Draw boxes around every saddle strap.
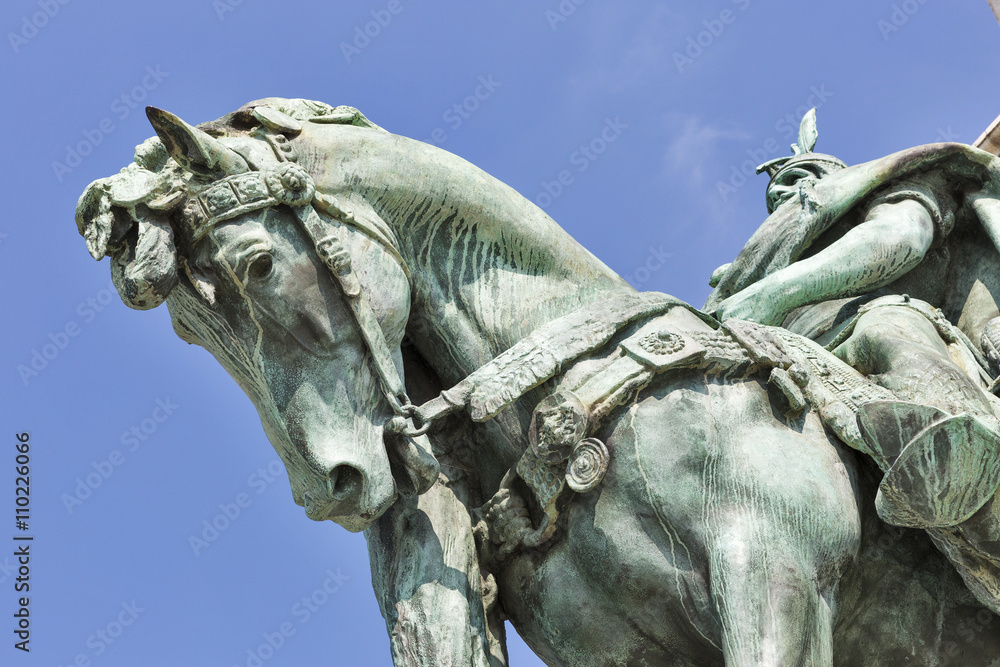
[410,292,717,428]
[513,319,897,538]
[527,316,793,460]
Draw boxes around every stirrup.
[871,409,1000,528]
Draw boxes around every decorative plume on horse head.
[75,98,1000,666]
[75,99,384,309]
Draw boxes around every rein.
[292,201,421,422]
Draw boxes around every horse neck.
[328,130,634,386]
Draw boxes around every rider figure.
[710,111,1000,531]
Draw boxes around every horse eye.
[247,253,273,281]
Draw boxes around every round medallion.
[566,438,609,493]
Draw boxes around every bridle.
[291,197,434,438]
[144,107,432,442]
[168,119,647,447]
[194,132,436,440]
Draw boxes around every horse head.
[75,100,439,532]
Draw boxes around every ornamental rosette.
[265,163,315,206]
[565,438,609,493]
[637,330,685,356]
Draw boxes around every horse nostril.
[327,465,363,502]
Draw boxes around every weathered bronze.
[75,98,1000,666]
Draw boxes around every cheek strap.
[294,203,412,416]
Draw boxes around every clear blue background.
[1,1,999,665]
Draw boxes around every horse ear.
[145,106,249,177]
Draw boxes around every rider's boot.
[858,401,1000,529]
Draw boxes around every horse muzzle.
[293,439,398,532]
[301,465,398,531]
[298,426,441,530]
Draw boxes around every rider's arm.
[716,197,935,326]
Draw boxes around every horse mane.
[76,97,637,407]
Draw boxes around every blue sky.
[2,1,999,665]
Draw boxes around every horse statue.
[75,98,1000,666]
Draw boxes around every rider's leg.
[834,306,1000,529]
[834,306,994,419]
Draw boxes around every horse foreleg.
[709,517,835,667]
[366,478,506,667]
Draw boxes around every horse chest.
[495,452,723,666]
[497,504,721,667]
